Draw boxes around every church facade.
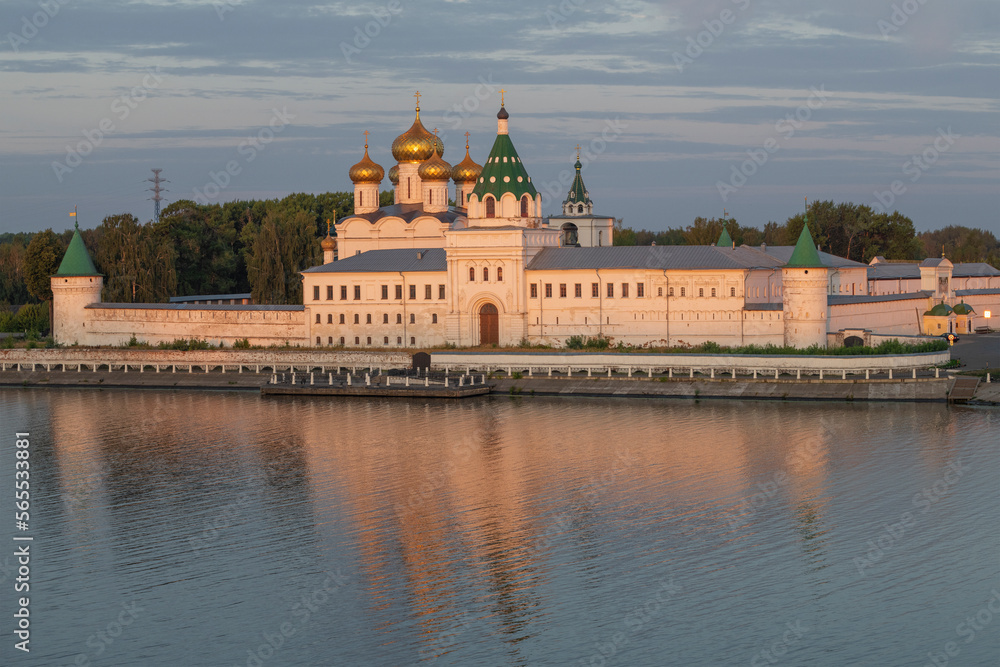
[51,95,1000,349]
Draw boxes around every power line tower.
[147,168,169,222]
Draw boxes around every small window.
[366,337,372,345]
[545,283,552,298]
[383,336,389,344]
[381,285,388,300]
[315,313,321,324]
[313,286,320,301]
[592,283,599,297]
[328,336,333,344]
[668,287,674,296]
[607,283,614,298]
[326,286,333,301]
[366,314,372,324]
[410,336,415,345]
[575,283,582,298]
[560,284,567,298]
[497,267,503,282]
[469,267,475,282]
[439,285,446,299]
[327,314,333,324]
[354,314,359,324]
[432,314,438,324]
[340,337,345,345]
[340,314,345,324]
[353,286,361,300]
[355,336,360,345]
[530,284,538,298]
[680,287,686,297]
[409,285,416,299]
[622,283,629,298]
[699,288,704,297]
[383,313,389,324]
[485,196,496,218]
[410,314,415,324]
[520,195,530,217]
[711,288,716,297]
[397,336,402,344]
[316,336,320,344]
[396,314,402,324]
[395,285,403,299]
[637,283,644,298]
[341,286,347,300]
[731,287,736,297]
[425,285,432,300]
[658,287,663,297]
[483,267,489,282]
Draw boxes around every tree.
[24,229,64,331]
[246,212,286,303]
[94,214,177,302]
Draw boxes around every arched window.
[669,287,674,296]
[485,196,496,218]
[483,267,489,282]
[327,314,332,324]
[730,287,736,297]
[340,337,345,345]
[711,288,716,297]
[578,204,584,214]
[383,336,389,344]
[497,267,503,282]
[353,314,359,324]
[699,288,704,297]
[432,314,438,323]
[383,313,388,324]
[340,314,345,324]
[315,314,321,324]
[409,314,415,324]
[469,267,475,282]
[520,195,530,217]
[396,314,402,324]
[680,287,686,297]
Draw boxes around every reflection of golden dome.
[388,165,399,185]
[417,147,452,181]
[391,106,444,163]
[348,141,384,184]
[451,137,482,183]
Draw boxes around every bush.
[12,303,48,334]
[566,335,584,350]
[233,338,251,349]
[1,335,14,349]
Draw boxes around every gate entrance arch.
[479,303,499,346]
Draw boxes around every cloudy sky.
[2,0,997,236]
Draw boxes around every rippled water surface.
[1,389,997,666]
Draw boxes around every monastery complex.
[51,97,1000,350]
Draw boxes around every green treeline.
[1,196,996,320]
[613,200,1000,267]
[0,191,393,311]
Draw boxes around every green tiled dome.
[55,223,100,276]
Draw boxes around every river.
[1,389,997,666]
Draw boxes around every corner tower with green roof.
[466,101,543,227]
[781,218,829,348]
[51,220,104,345]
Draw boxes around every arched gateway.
[479,303,499,346]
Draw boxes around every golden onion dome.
[321,234,336,251]
[417,146,452,181]
[451,137,482,183]
[348,139,384,184]
[391,104,444,163]
[388,164,399,185]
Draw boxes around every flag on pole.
[69,211,76,217]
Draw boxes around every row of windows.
[531,282,648,298]
[315,313,439,325]
[667,286,739,298]
[317,336,418,346]
[482,194,531,218]
[312,284,446,301]
[469,267,502,282]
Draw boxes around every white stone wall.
[829,297,928,335]
[51,275,103,345]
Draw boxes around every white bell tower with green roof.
[782,209,829,349]
[465,95,543,228]
[51,219,103,345]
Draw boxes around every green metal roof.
[925,303,953,316]
[952,302,975,315]
[716,227,733,247]
[470,133,537,202]
[55,223,100,276]
[786,223,824,268]
[565,160,591,206]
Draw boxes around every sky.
[1,0,998,236]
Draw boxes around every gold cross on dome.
[363,130,369,148]
[575,144,581,160]
[326,219,332,235]
[433,128,439,136]
[414,90,421,110]
[500,89,506,106]
[465,131,471,149]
